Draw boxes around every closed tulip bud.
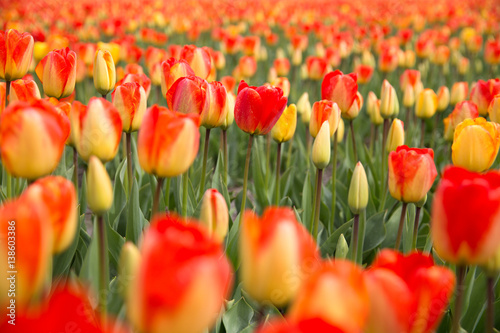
[306,56,328,80]
[96,42,121,63]
[488,94,500,123]
[457,57,470,75]
[200,189,229,242]
[361,50,376,67]
[415,88,438,119]
[312,121,331,169]
[450,81,468,106]
[380,80,399,118]
[437,86,450,111]
[87,155,113,214]
[402,84,415,108]
[70,98,123,162]
[0,196,52,310]
[274,57,290,76]
[404,50,416,67]
[367,91,383,125]
[160,58,195,97]
[24,176,77,254]
[335,234,349,260]
[337,118,345,143]
[388,146,437,203]
[296,92,311,124]
[288,260,369,333]
[355,64,374,84]
[235,81,287,135]
[118,241,141,302]
[292,49,302,66]
[310,100,341,138]
[343,91,362,120]
[272,104,297,143]
[149,62,162,86]
[128,214,232,333]
[321,70,358,114]
[238,56,257,78]
[10,78,41,103]
[221,92,235,130]
[180,45,212,79]
[35,48,77,99]
[93,49,116,96]
[452,117,500,172]
[416,193,427,208]
[386,119,405,152]
[432,167,500,265]
[0,100,70,179]
[240,207,319,306]
[138,105,200,177]
[112,82,147,132]
[0,29,34,81]
[348,162,369,214]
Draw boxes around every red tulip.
[306,56,328,80]
[355,64,374,84]
[321,70,358,114]
[234,80,287,135]
[470,79,500,116]
[274,57,291,76]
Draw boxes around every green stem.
[198,128,211,201]
[286,136,294,170]
[152,177,164,216]
[395,202,408,250]
[330,133,338,233]
[311,168,323,240]
[420,118,425,147]
[239,135,254,225]
[379,119,389,211]
[265,134,271,188]
[6,173,12,199]
[102,93,107,100]
[412,206,422,250]
[356,210,366,263]
[349,120,358,163]
[96,215,109,314]
[164,177,171,211]
[5,80,10,109]
[182,171,189,217]
[275,142,282,206]
[369,123,375,155]
[351,214,359,262]
[486,276,494,333]
[405,106,411,128]
[126,132,133,195]
[451,265,466,333]
[222,129,228,185]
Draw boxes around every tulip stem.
[5,80,10,109]
[349,120,358,163]
[126,132,133,195]
[486,276,495,333]
[369,124,375,155]
[102,93,107,100]
[199,128,211,201]
[152,177,164,216]
[311,168,323,241]
[96,214,109,315]
[351,214,359,262]
[182,172,189,217]
[275,142,282,206]
[222,129,228,185]
[265,134,271,189]
[305,126,312,168]
[286,136,294,170]
[420,119,426,147]
[451,265,466,333]
[412,206,422,250]
[73,147,79,203]
[380,119,389,211]
[164,177,171,211]
[330,133,338,233]
[395,202,407,250]
[239,135,254,225]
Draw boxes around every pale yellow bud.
[348,162,369,214]
[386,119,405,152]
[312,121,331,169]
[297,92,312,124]
[87,155,113,214]
[200,189,229,242]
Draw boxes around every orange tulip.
[0,29,34,81]
[306,56,328,80]
[117,73,151,98]
[70,98,123,162]
[112,82,147,132]
[23,176,77,254]
[238,56,257,78]
[74,42,96,65]
[35,47,77,99]
[9,78,41,103]
[128,213,232,333]
[443,101,479,141]
[450,81,468,106]
[180,45,212,79]
[138,105,200,177]
[0,100,70,179]
[355,64,374,84]
[309,100,341,138]
[240,207,319,306]
[160,58,195,97]
[274,57,291,76]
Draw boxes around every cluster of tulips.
[1,0,500,332]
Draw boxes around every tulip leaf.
[52,213,86,277]
[110,159,127,230]
[222,297,255,333]
[301,171,313,229]
[125,177,142,244]
[363,211,386,252]
[461,272,499,332]
[226,213,241,270]
[320,219,354,257]
[380,205,402,248]
[107,277,124,316]
[79,172,87,216]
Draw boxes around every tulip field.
[2,0,500,332]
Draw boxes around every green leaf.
[52,214,85,276]
[110,159,127,230]
[222,297,255,333]
[125,178,142,244]
[363,211,386,252]
[301,171,312,229]
[320,219,354,257]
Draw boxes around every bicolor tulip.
[128,214,232,333]
[432,167,500,265]
[437,86,450,112]
[0,29,34,81]
[380,80,399,118]
[388,146,437,203]
[273,57,290,76]
[450,82,468,106]
[470,79,500,116]
[112,82,147,132]
[386,119,405,152]
[272,104,297,143]
[452,117,500,172]
[306,56,328,80]
[234,81,287,135]
[488,94,500,123]
[443,101,479,141]
[415,89,438,119]
[35,47,77,99]
[309,100,341,138]
[180,45,212,79]
[117,73,151,98]
[138,105,200,178]
[70,98,123,162]
[342,91,362,120]
[93,49,116,96]
[200,188,229,242]
[160,58,195,96]
[0,100,70,179]
[9,78,41,103]
[321,70,358,114]
[240,207,319,306]
[238,56,258,78]
[355,64,374,84]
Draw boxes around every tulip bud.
[450,82,468,106]
[306,56,328,80]
[457,57,470,75]
[437,86,450,112]
[10,78,41,103]
[221,92,235,130]
[402,84,415,108]
[386,119,405,152]
[297,92,311,124]
[87,155,113,214]
[238,56,257,78]
[337,118,345,143]
[488,94,500,124]
[200,189,229,242]
[416,193,427,208]
[312,121,331,169]
[348,162,369,215]
[97,42,121,63]
[272,104,297,143]
[118,241,141,302]
[93,49,116,96]
[274,57,291,76]
[342,91,363,120]
[35,48,77,99]
[415,88,438,119]
[292,49,302,65]
[335,234,349,259]
[112,82,147,132]
[380,80,399,118]
[0,29,34,81]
